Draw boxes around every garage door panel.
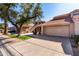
[44,26,69,37]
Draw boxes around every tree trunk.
[16,24,23,37]
[16,28,21,37]
[3,17,8,35]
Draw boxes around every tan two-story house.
[32,9,79,37]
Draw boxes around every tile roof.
[42,19,70,26]
[50,9,79,23]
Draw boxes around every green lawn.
[8,34,32,40]
[8,34,17,38]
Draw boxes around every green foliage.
[32,4,43,19]
[18,35,32,40]
[0,3,43,26]
[16,3,43,25]
[0,3,17,19]
[73,35,79,45]
[8,34,32,40]
[0,23,4,29]
[8,34,17,38]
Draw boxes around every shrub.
[73,35,79,46]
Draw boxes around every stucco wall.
[74,22,79,35]
[72,15,79,35]
[69,23,74,36]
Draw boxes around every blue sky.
[41,3,79,21]
[1,3,79,27]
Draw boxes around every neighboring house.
[32,9,79,37]
[9,24,34,34]
[21,24,34,34]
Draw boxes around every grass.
[8,34,17,38]
[8,34,32,40]
[18,35,32,40]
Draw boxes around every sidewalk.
[0,34,69,56]
[0,34,22,56]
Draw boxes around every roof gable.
[50,9,79,23]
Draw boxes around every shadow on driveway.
[0,37,14,56]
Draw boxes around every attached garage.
[43,25,70,37]
[40,19,72,37]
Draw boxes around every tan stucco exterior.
[40,19,71,37]
[43,25,70,37]
[72,15,79,35]
[21,24,34,34]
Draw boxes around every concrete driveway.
[25,35,73,55]
[9,35,73,56]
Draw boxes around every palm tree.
[0,3,17,35]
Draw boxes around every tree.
[0,23,4,29]
[8,3,43,37]
[32,3,43,24]
[0,3,17,35]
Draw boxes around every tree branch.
[8,17,18,28]
[26,15,37,20]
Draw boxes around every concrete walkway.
[0,34,73,56]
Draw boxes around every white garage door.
[44,26,70,37]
